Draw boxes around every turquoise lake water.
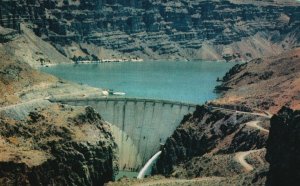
[41,61,235,104]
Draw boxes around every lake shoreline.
[40,59,236,68]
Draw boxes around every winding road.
[235,150,261,172]
[209,106,273,118]
[235,121,269,172]
[0,98,45,112]
[246,121,269,133]
[0,90,103,112]
[132,177,224,186]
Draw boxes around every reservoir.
[42,61,234,104]
[43,60,235,180]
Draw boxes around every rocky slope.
[152,105,269,185]
[266,107,300,186]
[0,26,103,106]
[0,24,72,68]
[0,105,117,185]
[0,26,118,185]
[0,27,55,105]
[0,0,299,61]
[214,48,300,114]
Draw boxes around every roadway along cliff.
[0,0,299,61]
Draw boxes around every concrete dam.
[51,97,196,171]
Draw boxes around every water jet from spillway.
[137,151,162,179]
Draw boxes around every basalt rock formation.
[266,107,300,186]
[0,0,299,61]
[214,48,300,114]
[154,105,269,182]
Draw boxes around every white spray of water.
[137,151,162,179]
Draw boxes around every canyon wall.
[0,0,299,61]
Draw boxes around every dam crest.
[51,97,196,171]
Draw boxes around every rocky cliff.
[0,0,299,61]
[214,48,300,114]
[153,105,269,185]
[266,107,300,186]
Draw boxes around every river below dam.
[41,60,235,104]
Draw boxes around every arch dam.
[51,97,196,171]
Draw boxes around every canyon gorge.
[0,0,300,185]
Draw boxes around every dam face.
[52,97,196,171]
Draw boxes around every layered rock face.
[0,0,299,61]
[154,105,269,181]
[266,107,300,186]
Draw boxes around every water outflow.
[137,151,162,179]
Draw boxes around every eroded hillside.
[215,48,300,114]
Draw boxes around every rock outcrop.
[154,105,269,180]
[0,0,299,61]
[0,105,118,185]
[214,48,300,114]
[266,107,300,186]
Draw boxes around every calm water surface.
[41,61,234,104]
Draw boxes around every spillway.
[137,151,162,179]
[51,97,196,171]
